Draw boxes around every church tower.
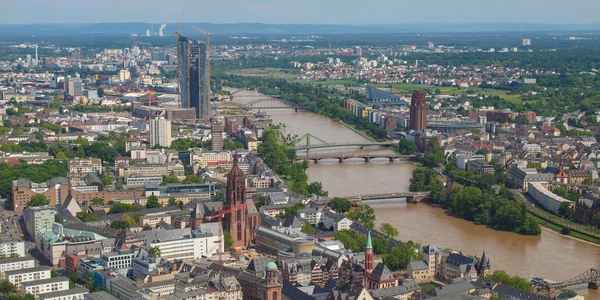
[224,153,250,247]
[264,262,282,300]
[364,231,374,278]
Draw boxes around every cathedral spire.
[366,231,373,249]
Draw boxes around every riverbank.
[337,120,377,142]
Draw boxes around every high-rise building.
[177,35,209,119]
[522,38,531,46]
[67,78,83,97]
[224,155,250,248]
[149,118,172,148]
[353,46,362,56]
[409,90,427,131]
[23,206,57,242]
[211,122,224,151]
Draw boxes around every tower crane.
[203,199,260,265]
[191,26,212,97]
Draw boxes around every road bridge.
[295,141,394,151]
[293,153,415,164]
[341,192,431,204]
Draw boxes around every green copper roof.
[266,261,278,271]
[366,231,372,249]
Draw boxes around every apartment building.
[139,214,171,228]
[69,158,102,174]
[5,266,52,288]
[137,224,222,261]
[0,256,36,277]
[24,206,57,242]
[20,277,69,299]
[0,239,26,257]
[190,150,233,173]
[40,287,89,300]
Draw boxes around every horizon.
[4,0,600,25]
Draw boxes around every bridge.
[552,268,600,289]
[341,192,431,204]
[229,98,307,111]
[293,152,415,164]
[295,141,394,151]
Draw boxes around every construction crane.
[191,26,212,97]
[203,199,260,265]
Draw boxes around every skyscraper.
[211,122,224,151]
[149,118,172,148]
[67,78,83,97]
[224,155,250,248]
[409,90,427,131]
[177,35,209,119]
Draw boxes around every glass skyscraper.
[177,35,209,119]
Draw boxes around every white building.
[138,223,222,261]
[0,256,36,276]
[322,210,353,231]
[190,150,233,173]
[522,143,541,154]
[21,277,69,299]
[296,207,323,226]
[40,287,89,300]
[0,240,26,257]
[149,118,172,148]
[24,206,57,242]
[102,249,137,269]
[5,266,52,288]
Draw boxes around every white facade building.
[149,118,172,148]
[0,240,26,257]
[21,277,69,299]
[138,223,222,261]
[5,266,52,288]
[0,256,36,276]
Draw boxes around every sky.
[4,0,600,24]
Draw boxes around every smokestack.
[158,23,167,36]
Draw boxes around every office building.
[137,223,222,261]
[409,91,427,131]
[119,70,131,82]
[67,78,83,97]
[177,35,209,119]
[211,122,224,151]
[24,206,57,242]
[149,118,172,148]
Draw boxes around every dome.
[266,261,278,271]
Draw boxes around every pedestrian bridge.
[292,153,415,163]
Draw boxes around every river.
[228,88,600,299]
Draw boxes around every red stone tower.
[410,90,427,131]
[264,262,282,300]
[364,231,374,277]
[224,153,250,248]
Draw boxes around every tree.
[167,197,177,207]
[308,181,328,198]
[346,204,376,228]
[422,136,445,167]
[488,270,534,292]
[91,198,105,205]
[394,139,417,155]
[181,174,202,184]
[0,280,17,294]
[109,203,140,214]
[76,212,98,222]
[558,202,573,218]
[111,220,130,229]
[50,270,58,278]
[223,230,234,249]
[329,197,352,214]
[123,214,137,225]
[55,152,67,159]
[301,222,317,234]
[285,203,305,217]
[26,194,49,207]
[379,222,399,238]
[148,246,161,257]
[383,241,423,270]
[372,236,390,255]
[142,224,153,231]
[146,195,161,208]
[97,88,105,98]
[54,214,63,224]
[214,190,224,200]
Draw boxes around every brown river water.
[229,88,600,298]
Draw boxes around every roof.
[21,277,69,287]
[4,266,53,276]
[247,256,269,273]
[266,261,278,271]
[446,253,475,267]
[366,231,372,249]
[408,261,428,271]
[84,291,120,300]
[429,281,475,297]
[369,262,395,281]
[40,288,89,300]
[0,255,35,265]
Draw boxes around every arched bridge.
[553,268,600,290]
[341,192,431,204]
[233,98,307,111]
[292,153,415,164]
[295,141,394,151]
